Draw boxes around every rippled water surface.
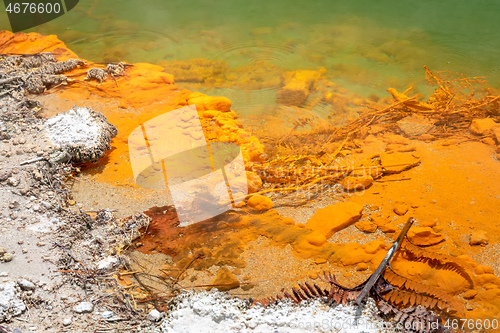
[2,0,499,113]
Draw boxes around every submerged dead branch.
[250,66,499,204]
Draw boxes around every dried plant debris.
[106,62,126,76]
[255,68,500,196]
[400,240,474,289]
[0,52,85,97]
[266,273,447,333]
[86,62,128,83]
[86,68,108,82]
[262,219,457,333]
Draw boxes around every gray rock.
[44,106,117,164]
[397,115,435,137]
[147,309,164,322]
[6,177,18,187]
[0,281,26,322]
[101,310,113,318]
[73,301,94,314]
[62,318,72,326]
[0,170,11,181]
[18,279,35,291]
[97,256,118,271]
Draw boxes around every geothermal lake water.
[2,0,500,117]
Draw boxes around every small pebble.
[1,252,13,262]
[469,230,489,246]
[18,278,36,291]
[7,177,19,187]
[102,310,113,318]
[393,202,409,216]
[63,318,72,326]
[73,301,94,314]
[147,309,163,322]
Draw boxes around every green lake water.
[1,0,499,117]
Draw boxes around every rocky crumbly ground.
[0,95,162,332]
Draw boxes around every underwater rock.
[209,267,240,292]
[493,127,500,144]
[276,69,324,107]
[469,118,499,136]
[407,227,445,246]
[397,115,435,137]
[469,230,489,246]
[342,175,373,191]
[306,202,363,239]
[379,152,420,174]
[44,106,117,164]
[188,95,232,112]
[159,58,228,83]
[247,195,273,211]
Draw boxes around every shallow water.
[2,0,499,112]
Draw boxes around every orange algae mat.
[3,31,500,324]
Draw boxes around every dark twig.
[355,217,415,305]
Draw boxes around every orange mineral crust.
[132,200,500,321]
[4,31,500,324]
[0,31,77,60]
[0,31,265,188]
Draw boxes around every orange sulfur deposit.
[3,31,500,325]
